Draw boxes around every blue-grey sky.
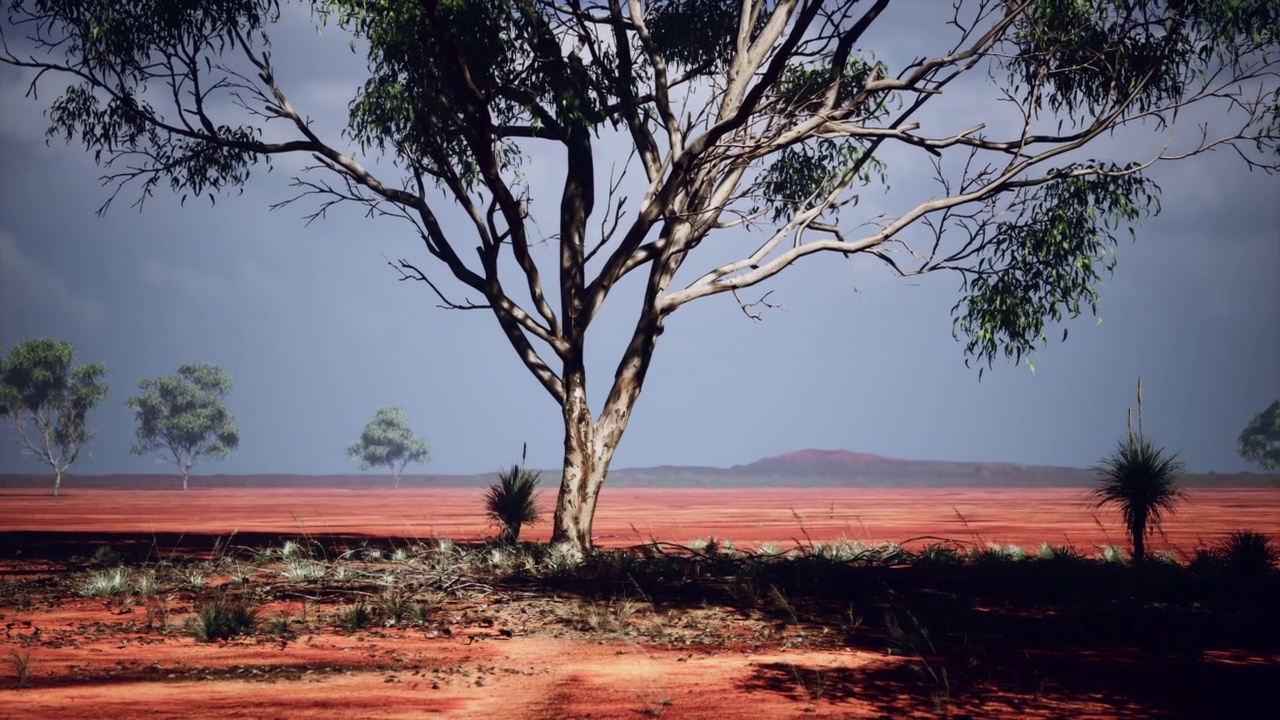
[1,2,1277,477]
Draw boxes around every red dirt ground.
[2,487,1276,552]
[3,488,1278,717]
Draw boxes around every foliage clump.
[485,462,543,544]
[192,593,258,642]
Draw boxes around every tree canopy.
[0,338,108,496]
[124,363,241,490]
[3,0,1277,553]
[347,405,430,488]
[1239,399,1280,470]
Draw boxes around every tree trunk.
[182,471,190,491]
[53,469,61,497]
[1130,518,1146,562]
[550,371,634,557]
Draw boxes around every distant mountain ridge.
[1,449,1276,489]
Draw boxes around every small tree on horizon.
[1238,399,1280,471]
[125,363,241,491]
[0,338,108,496]
[346,406,429,488]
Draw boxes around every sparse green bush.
[192,593,257,642]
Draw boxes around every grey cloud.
[0,229,108,337]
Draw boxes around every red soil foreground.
[3,488,1278,718]
[2,487,1277,552]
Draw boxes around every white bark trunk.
[550,374,635,556]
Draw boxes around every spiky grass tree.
[1090,434,1187,563]
[485,464,543,545]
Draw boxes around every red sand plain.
[2,487,1277,553]
[3,488,1279,718]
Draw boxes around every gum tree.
[1238,399,1280,470]
[125,363,241,490]
[347,405,430,488]
[0,338,108,496]
[3,0,1277,554]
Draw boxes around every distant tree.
[4,0,1277,555]
[125,363,240,490]
[485,458,543,545]
[0,338,108,496]
[346,406,429,488]
[1238,399,1280,470]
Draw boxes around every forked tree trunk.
[550,370,637,557]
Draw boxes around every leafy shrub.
[192,593,257,642]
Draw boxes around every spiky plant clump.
[280,560,325,582]
[1215,529,1278,577]
[391,547,412,564]
[278,540,308,560]
[335,601,374,631]
[1098,545,1128,564]
[755,542,784,558]
[484,463,543,544]
[79,568,131,597]
[914,543,962,565]
[1036,543,1080,561]
[193,593,257,642]
[132,571,160,598]
[91,545,121,566]
[1090,433,1188,562]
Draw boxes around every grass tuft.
[192,593,258,642]
[79,568,131,597]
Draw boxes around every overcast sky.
[1,1,1277,477]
